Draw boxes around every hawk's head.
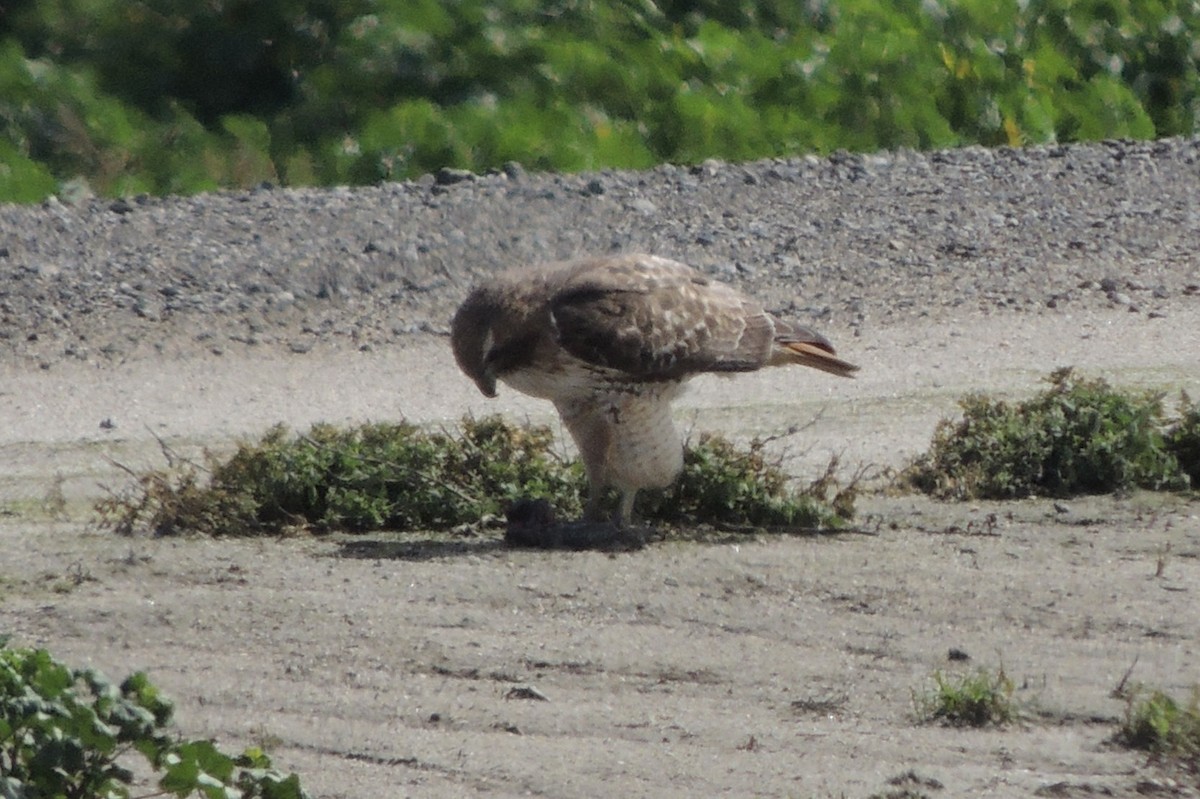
[450,284,538,398]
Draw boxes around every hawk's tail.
[777,339,860,378]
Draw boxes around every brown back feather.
[550,256,772,378]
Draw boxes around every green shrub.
[916,667,1016,727]
[0,139,57,203]
[906,369,1195,500]
[96,416,850,537]
[97,418,583,536]
[641,433,853,528]
[1167,393,1200,488]
[0,639,307,798]
[1116,686,1200,765]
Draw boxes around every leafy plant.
[96,416,851,537]
[0,641,307,798]
[96,418,583,536]
[905,368,1196,500]
[1116,685,1200,766]
[641,433,855,528]
[916,667,1016,727]
[1167,392,1200,489]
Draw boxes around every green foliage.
[0,36,283,198]
[96,416,849,537]
[0,139,56,203]
[0,641,308,798]
[906,369,1197,500]
[641,433,853,528]
[1116,685,1200,765]
[1167,393,1200,488]
[2,0,1199,200]
[97,418,586,536]
[916,667,1016,727]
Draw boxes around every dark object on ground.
[504,497,645,550]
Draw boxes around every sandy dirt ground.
[2,297,1199,798]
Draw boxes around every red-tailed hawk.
[451,253,857,532]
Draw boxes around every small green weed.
[96,417,852,537]
[1167,392,1200,489]
[1116,685,1200,765]
[905,368,1198,500]
[41,473,67,519]
[0,640,308,798]
[916,667,1016,727]
[641,434,855,529]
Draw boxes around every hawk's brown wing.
[548,255,779,380]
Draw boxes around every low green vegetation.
[916,667,1017,727]
[0,638,308,799]
[905,369,1200,500]
[642,435,855,529]
[2,0,1198,201]
[96,416,852,537]
[1167,399,1200,489]
[1116,685,1200,766]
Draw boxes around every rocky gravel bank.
[2,137,1199,368]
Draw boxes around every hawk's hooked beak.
[476,371,498,398]
[474,329,499,397]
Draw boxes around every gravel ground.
[3,137,1199,367]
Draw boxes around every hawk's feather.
[550,255,778,379]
